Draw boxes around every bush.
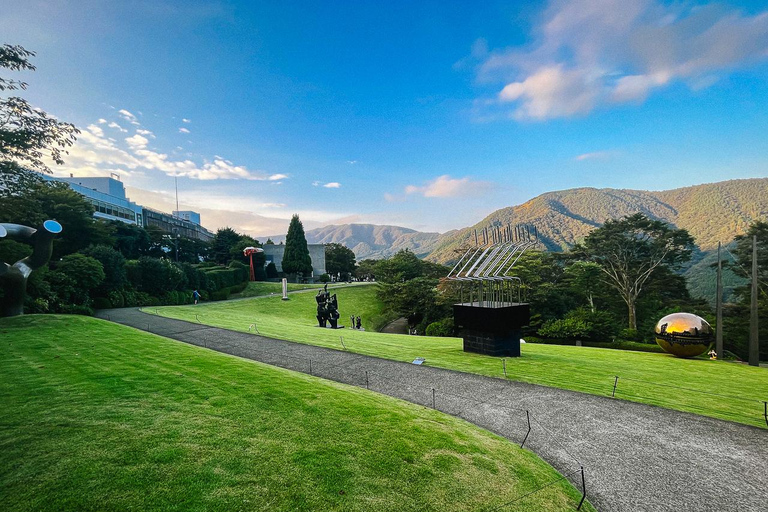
[59,304,94,316]
[318,273,330,283]
[265,262,278,279]
[211,289,230,301]
[108,290,125,308]
[618,328,644,342]
[538,317,592,340]
[425,318,454,337]
[92,297,112,309]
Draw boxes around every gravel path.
[96,308,768,512]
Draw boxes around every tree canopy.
[325,243,356,279]
[578,213,694,330]
[0,44,79,194]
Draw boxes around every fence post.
[520,410,531,449]
[612,376,619,398]
[309,359,312,375]
[577,465,587,510]
[502,358,507,378]
[365,371,369,390]
[432,388,436,409]
[764,401,767,428]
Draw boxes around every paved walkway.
[96,308,768,512]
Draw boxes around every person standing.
[193,289,200,305]
[350,314,355,329]
[356,315,361,330]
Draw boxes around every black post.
[431,388,436,409]
[502,358,507,378]
[309,359,312,375]
[520,410,531,449]
[764,401,767,428]
[365,371,369,390]
[612,376,619,397]
[716,241,724,359]
[577,466,587,510]
[749,235,760,367]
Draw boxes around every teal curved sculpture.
[0,220,62,317]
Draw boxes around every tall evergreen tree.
[282,215,313,278]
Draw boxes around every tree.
[53,254,105,305]
[0,45,79,194]
[325,243,356,279]
[265,261,278,279]
[578,213,694,330]
[354,259,378,280]
[109,221,152,259]
[281,215,312,279]
[81,245,127,295]
[211,227,240,264]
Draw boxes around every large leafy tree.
[325,243,356,279]
[578,213,694,330]
[0,44,79,194]
[210,227,240,264]
[282,215,313,278]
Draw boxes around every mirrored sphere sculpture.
[654,312,713,358]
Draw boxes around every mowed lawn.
[0,315,592,512]
[153,284,768,428]
[233,281,367,299]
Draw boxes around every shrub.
[108,291,125,308]
[425,318,454,337]
[92,297,112,310]
[60,304,94,316]
[538,318,592,340]
[265,262,278,279]
[618,328,643,342]
[211,289,230,301]
[318,273,330,283]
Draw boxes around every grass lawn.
[0,315,591,512]
[152,284,768,428]
[232,281,362,299]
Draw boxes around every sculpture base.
[453,302,530,358]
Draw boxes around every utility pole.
[749,235,759,367]
[716,241,723,359]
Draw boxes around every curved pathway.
[96,308,768,512]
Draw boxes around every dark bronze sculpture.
[315,284,342,329]
[0,220,62,317]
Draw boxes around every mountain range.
[269,178,768,265]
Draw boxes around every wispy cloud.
[574,150,616,161]
[182,118,191,123]
[136,128,155,138]
[323,182,341,189]
[346,160,358,165]
[469,0,768,120]
[118,109,140,126]
[179,127,190,134]
[107,121,127,133]
[404,175,489,198]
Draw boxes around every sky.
[2,0,768,237]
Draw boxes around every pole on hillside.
[749,235,759,367]
[716,241,724,359]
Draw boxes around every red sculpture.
[242,246,263,282]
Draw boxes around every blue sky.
[2,0,768,236]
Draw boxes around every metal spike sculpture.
[446,223,538,307]
[448,223,539,357]
[0,220,62,317]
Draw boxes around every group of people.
[349,315,362,330]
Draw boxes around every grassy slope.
[0,315,591,512]
[154,285,768,428]
[233,281,356,299]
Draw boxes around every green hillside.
[426,178,768,263]
[0,315,591,512]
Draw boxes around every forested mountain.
[425,178,768,264]
[266,224,446,260]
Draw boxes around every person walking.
[356,315,361,330]
[193,289,200,305]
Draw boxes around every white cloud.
[404,175,489,198]
[182,118,191,123]
[97,118,107,124]
[50,114,290,183]
[87,124,104,137]
[179,127,190,134]
[574,150,615,161]
[323,182,341,188]
[472,0,768,120]
[125,134,149,149]
[107,121,127,133]
[118,109,140,126]
[347,160,358,165]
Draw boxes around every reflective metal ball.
[655,313,713,358]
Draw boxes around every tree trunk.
[627,297,637,331]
